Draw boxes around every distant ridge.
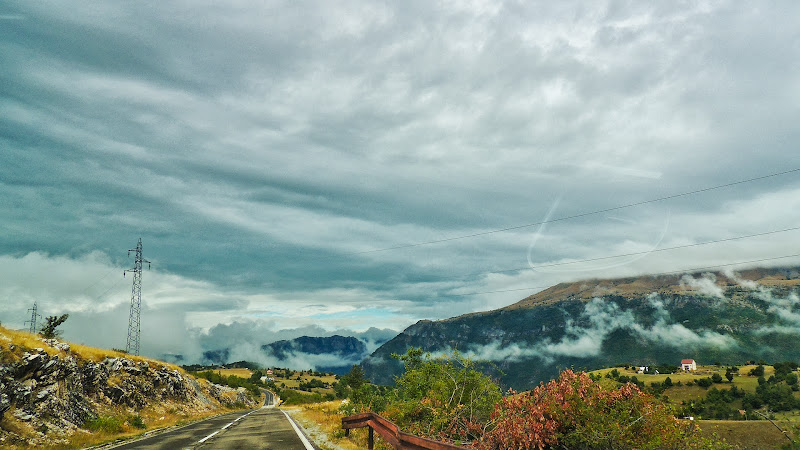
[363,266,800,390]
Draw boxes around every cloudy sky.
[2,1,800,361]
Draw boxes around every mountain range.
[192,334,383,375]
[362,267,800,390]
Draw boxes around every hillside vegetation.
[0,326,259,448]
[363,267,800,390]
[297,349,733,449]
[183,362,341,405]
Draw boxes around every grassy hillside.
[188,365,341,405]
[588,364,800,449]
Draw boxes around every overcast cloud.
[2,1,800,362]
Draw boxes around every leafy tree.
[697,377,713,388]
[341,365,367,390]
[749,365,765,377]
[249,370,264,383]
[656,364,678,374]
[712,373,723,384]
[383,348,502,443]
[39,314,69,339]
[332,381,348,399]
[774,361,798,377]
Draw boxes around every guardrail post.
[368,427,374,450]
[342,412,465,449]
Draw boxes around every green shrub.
[697,377,713,388]
[130,415,146,429]
[84,416,124,433]
[280,390,328,405]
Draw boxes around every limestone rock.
[0,344,258,447]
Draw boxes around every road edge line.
[281,410,316,450]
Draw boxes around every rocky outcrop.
[0,339,258,447]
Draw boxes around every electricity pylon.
[124,238,150,355]
[25,302,41,334]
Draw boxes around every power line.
[92,278,125,302]
[473,225,800,277]
[81,267,118,295]
[445,253,800,298]
[349,167,800,256]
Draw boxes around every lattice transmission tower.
[124,238,150,355]
[25,302,41,334]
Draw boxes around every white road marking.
[197,430,219,444]
[234,411,254,422]
[194,410,256,445]
[281,410,315,450]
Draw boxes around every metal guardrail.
[342,412,465,450]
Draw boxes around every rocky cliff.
[0,330,258,448]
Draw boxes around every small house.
[681,359,697,371]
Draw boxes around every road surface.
[110,405,314,449]
[262,389,274,407]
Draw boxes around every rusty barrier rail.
[342,412,465,450]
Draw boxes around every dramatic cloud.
[3,1,800,361]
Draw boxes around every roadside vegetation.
[288,349,734,449]
[183,356,800,448]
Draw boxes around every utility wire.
[472,225,800,277]
[445,253,800,297]
[349,167,800,256]
[92,278,125,301]
[81,268,118,295]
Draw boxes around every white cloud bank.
[462,294,736,364]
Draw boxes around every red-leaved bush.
[475,370,726,450]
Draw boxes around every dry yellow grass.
[287,401,392,450]
[0,326,183,373]
[214,368,254,379]
[697,420,792,450]
[270,372,338,395]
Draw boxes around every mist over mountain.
[261,335,367,374]
[166,327,397,373]
[362,267,800,390]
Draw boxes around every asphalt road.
[110,406,314,450]
[262,389,274,407]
